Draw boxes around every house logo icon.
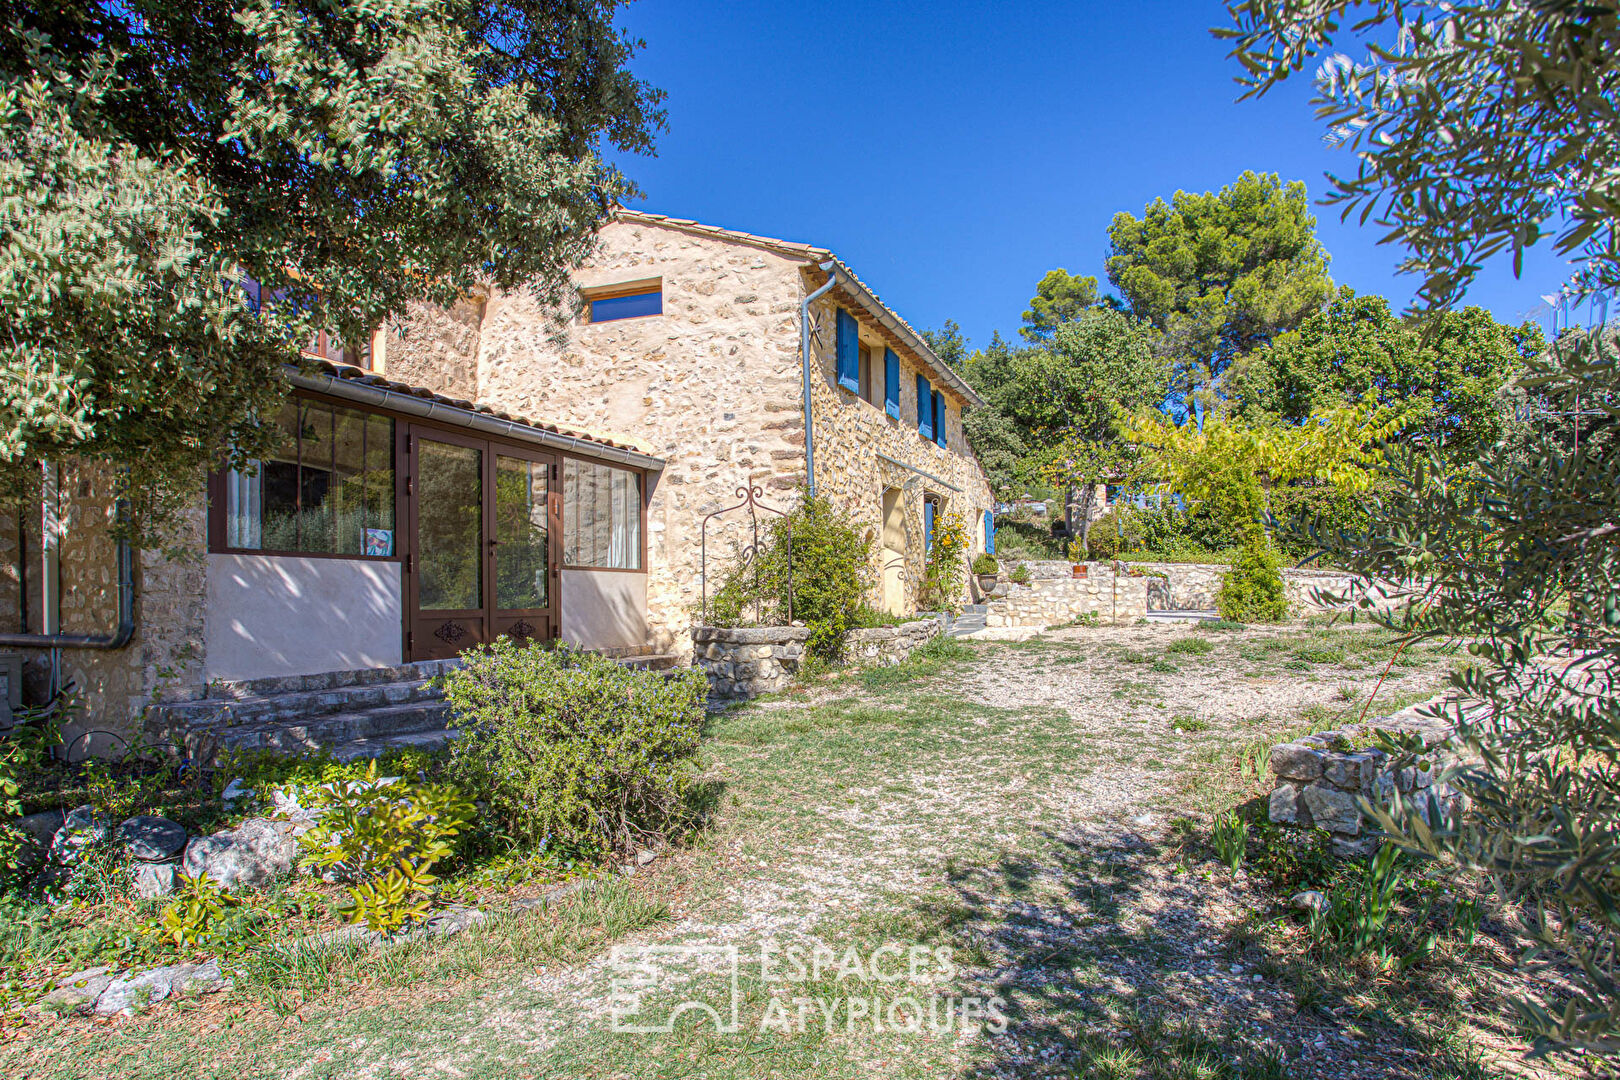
[609,944,741,1034]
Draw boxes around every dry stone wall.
[1267,696,1466,856]
[692,618,943,700]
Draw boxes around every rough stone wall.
[692,618,942,700]
[381,296,485,401]
[982,560,1362,627]
[463,222,811,655]
[982,563,1152,626]
[1267,695,1465,856]
[803,289,995,613]
[0,462,209,749]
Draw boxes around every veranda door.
[405,429,558,660]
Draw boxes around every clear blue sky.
[609,0,1569,351]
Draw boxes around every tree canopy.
[1228,287,1545,462]
[1019,268,1103,341]
[1,0,663,534]
[1222,0,1620,310]
[1105,171,1334,399]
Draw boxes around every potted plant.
[971,552,1000,594]
[1068,540,1088,578]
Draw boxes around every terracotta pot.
[1072,563,1088,579]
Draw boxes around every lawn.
[1,622,1584,1080]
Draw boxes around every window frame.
[207,390,403,563]
[559,454,649,574]
[581,278,664,325]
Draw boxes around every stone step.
[327,728,461,762]
[617,652,682,672]
[204,659,462,701]
[152,679,443,732]
[156,700,453,761]
[962,603,989,614]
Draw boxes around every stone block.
[132,861,179,898]
[1301,782,1362,835]
[1268,783,1308,825]
[1270,743,1325,782]
[118,815,187,862]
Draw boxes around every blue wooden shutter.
[984,510,995,554]
[884,348,900,418]
[916,374,933,438]
[932,390,947,448]
[924,499,935,553]
[836,309,859,392]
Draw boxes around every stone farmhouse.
[0,211,995,754]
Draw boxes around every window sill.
[209,548,402,563]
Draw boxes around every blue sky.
[609,0,1570,351]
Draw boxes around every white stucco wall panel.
[560,569,649,651]
[205,555,402,682]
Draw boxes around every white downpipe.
[40,461,61,693]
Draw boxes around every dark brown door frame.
[401,424,561,662]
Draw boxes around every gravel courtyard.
[10,620,1591,1080]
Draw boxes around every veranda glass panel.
[416,440,483,610]
[562,459,641,569]
[495,456,548,609]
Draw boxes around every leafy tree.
[986,310,1170,549]
[1229,287,1546,463]
[1222,0,1620,310]
[1105,171,1334,399]
[1020,268,1103,342]
[921,319,969,370]
[1,0,663,538]
[1224,0,1620,1055]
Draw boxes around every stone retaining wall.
[982,560,1363,627]
[1267,696,1463,855]
[691,619,943,700]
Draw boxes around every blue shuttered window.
[984,510,995,554]
[916,374,933,439]
[932,390,947,448]
[835,309,860,393]
[884,348,900,418]
[924,499,936,553]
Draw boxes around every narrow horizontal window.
[586,281,663,323]
[563,458,643,570]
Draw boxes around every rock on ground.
[182,817,298,889]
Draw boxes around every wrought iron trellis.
[700,485,792,626]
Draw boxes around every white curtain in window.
[564,459,641,569]
[225,466,262,549]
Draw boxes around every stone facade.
[692,618,943,700]
[393,212,995,656]
[0,463,209,746]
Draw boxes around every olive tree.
[1223,0,1620,1054]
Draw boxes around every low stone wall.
[845,619,944,665]
[690,619,943,700]
[982,559,1363,627]
[982,563,1152,627]
[1267,696,1463,855]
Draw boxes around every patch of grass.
[1150,658,1180,673]
[1293,645,1346,665]
[1194,618,1248,631]
[858,634,973,691]
[1170,716,1210,733]
[1166,637,1214,656]
[1118,648,1152,664]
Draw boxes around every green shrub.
[1084,508,1140,560]
[155,871,237,948]
[970,552,999,576]
[1166,636,1214,656]
[1170,715,1209,732]
[298,761,475,932]
[1216,534,1289,622]
[707,491,871,658]
[1008,562,1032,585]
[918,511,969,615]
[441,642,706,856]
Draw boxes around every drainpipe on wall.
[801,261,839,496]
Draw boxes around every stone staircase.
[146,652,683,763]
[946,604,989,638]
